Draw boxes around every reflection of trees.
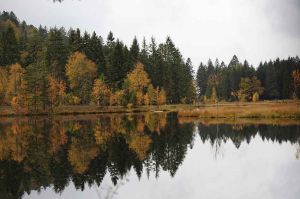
[0,115,299,198]
[198,123,300,149]
[0,113,195,198]
[150,116,195,177]
[0,121,31,162]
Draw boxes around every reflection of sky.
[24,130,300,199]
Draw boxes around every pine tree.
[46,28,68,80]
[0,26,19,66]
[196,62,207,98]
[107,40,126,89]
[128,36,140,70]
[68,28,82,53]
[25,60,48,111]
[265,61,279,99]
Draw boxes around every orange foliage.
[66,52,97,89]
[0,67,8,105]
[48,76,66,107]
[92,78,111,106]
[128,134,152,160]
[6,63,26,101]
[127,62,150,93]
[157,88,166,105]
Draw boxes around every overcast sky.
[2,0,300,68]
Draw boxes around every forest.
[0,11,300,114]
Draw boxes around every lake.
[0,113,299,199]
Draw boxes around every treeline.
[197,55,300,102]
[0,11,194,112]
[1,11,300,113]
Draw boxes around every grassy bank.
[1,100,300,118]
[178,101,300,119]
[0,105,177,117]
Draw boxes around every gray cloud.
[1,0,300,68]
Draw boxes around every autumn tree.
[128,133,151,160]
[252,92,259,102]
[127,62,150,92]
[5,63,28,111]
[48,76,66,108]
[0,67,8,105]
[91,76,111,106]
[235,76,264,102]
[125,62,152,105]
[110,90,125,106]
[66,52,97,104]
[157,88,167,106]
[145,84,156,105]
[207,73,222,103]
[5,63,25,102]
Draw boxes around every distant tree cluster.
[196,55,300,102]
[0,11,195,112]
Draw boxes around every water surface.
[0,113,299,199]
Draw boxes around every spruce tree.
[0,26,19,66]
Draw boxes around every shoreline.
[1,101,300,119]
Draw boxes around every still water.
[0,113,299,199]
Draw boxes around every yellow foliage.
[252,92,260,102]
[0,67,8,105]
[6,63,26,102]
[147,84,156,105]
[49,121,67,154]
[127,62,150,93]
[237,76,264,102]
[91,78,111,106]
[94,128,113,145]
[157,88,166,105]
[0,122,30,162]
[127,103,133,109]
[66,95,81,105]
[128,134,152,160]
[66,52,97,89]
[48,76,66,107]
[110,90,124,106]
[136,91,144,105]
[5,64,28,112]
[144,93,150,105]
[211,87,217,103]
[137,119,145,132]
[68,139,99,174]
